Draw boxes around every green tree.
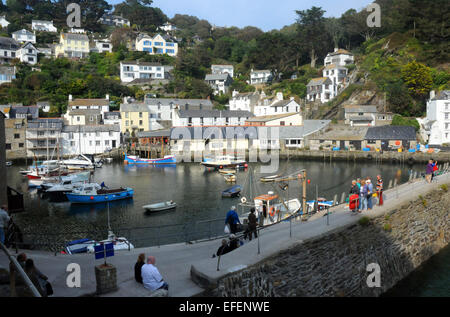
[401,60,433,98]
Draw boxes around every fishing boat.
[124,153,177,165]
[66,183,134,204]
[65,238,97,255]
[41,171,91,191]
[143,201,177,212]
[86,231,134,253]
[201,155,247,169]
[222,185,242,198]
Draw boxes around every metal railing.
[0,241,42,297]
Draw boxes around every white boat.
[86,231,134,253]
[201,155,246,169]
[41,171,91,191]
[6,161,12,167]
[143,201,177,212]
[60,154,94,170]
[239,191,301,227]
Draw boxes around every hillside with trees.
[0,0,447,117]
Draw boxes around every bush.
[440,184,448,192]
[383,223,392,232]
[358,216,370,226]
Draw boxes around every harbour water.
[5,159,449,296]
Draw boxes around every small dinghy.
[143,201,177,212]
[260,175,281,183]
[218,168,236,175]
[222,185,242,198]
[224,173,236,183]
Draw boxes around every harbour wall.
[203,185,450,297]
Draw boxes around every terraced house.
[135,33,178,56]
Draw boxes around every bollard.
[393,179,398,187]
[333,194,338,205]
[340,192,346,204]
[388,180,393,189]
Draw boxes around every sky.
[107,0,375,32]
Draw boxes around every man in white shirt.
[141,256,168,292]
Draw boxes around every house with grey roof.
[55,33,90,58]
[211,64,234,78]
[12,29,36,44]
[308,124,369,151]
[253,92,301,117]
[204,73,233,95]
[307,77,336,103]
[229,90,263,113]
[99,14,130,27]
[9,106,39,119]
[16,42,38,65]
[324,48,354,67]
[26,119,64,158]
[364,126,417,151]
[344,105,378,127]
[120,61,170,83]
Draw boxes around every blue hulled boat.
[66,183,134,204]
[124,153,177,165]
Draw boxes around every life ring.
[269,207,277,217]
[241,197,247,204]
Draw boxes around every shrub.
[383,223,392,232]
[358,216,370,227]
[440,184,448,192]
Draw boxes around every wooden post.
[302,170,307,217]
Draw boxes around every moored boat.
[222,185,242,198]
[143,201,177,212]
[124,153,177,165]
[66,183,134,204]
[201,155,247,169]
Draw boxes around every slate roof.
[178,109,253,118]
[104,112,121,119]
[13,29,34,36]
[270,100,295,108]
[0,37,19,50]
[327,49,353,56]
[170,126,259,140]
[120,103,149,112]
[145,98,213,109]
[365,126,417,141]
[69,99,109,107]
[62,33,89,41]
[431,90,450,101]
[121,60,163,67]
[344,106,378,113]
[137,129,171,138]
[307,77,332,86]
[63,125,120,133]
[205,74,231,81]
[246,113,299,122]
[9,106,39,119]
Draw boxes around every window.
[96,141,100,146]
[96,131,100,137]
[5,143,11,150]
[19,143,24,148]
[77,116,80,122]
[280,121,285,126]
[139,120,143,126]
[105,140,109,146]
[69,132,74,139]
[446,113,449,120]
[14,133,20,139]
[109,131,113,137]
[139,112,143,118]
[125,112,129,118]
[89,141,92,146]
[165,49,175,54]
[70,141,75,147]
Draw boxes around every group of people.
[134,254,169,293]
[426,160,439,183]
[10,253,53,297]
[349,175,384,213]
[225,206,258,239]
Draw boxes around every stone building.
[0,111,6,205]
[5,118,27,160]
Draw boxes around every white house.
[344,105,377,127]
[120,61,168,83]
[104,111,121,127]
[323,64,348,95]
[0,66,16,85]
[0,16,10,29]
[158,22,177,32]
[246,113,303,127]
[32,20,57,33]
[253,92,301,117]
[204,73,233,95]
[64,95,110,124]
[228,90,262,112]
[99,14,130,27]
[92,39,113,53]
[12,29,36,44]
[324,48,354,67]
[172,109,253,127]
[135,33,178,57]
[16,42,38,65]
[307,77,336,103]
[423,90,450,146]
[211,64,234,78]
[250,69,272,85]
[62,125,121,156]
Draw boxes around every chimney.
[276,92,283,101]
[106,94,110,100]
[334,47,339,52]
[232,90,239,98]
[290,97,295,101]
[430,90,436,100]
[68,94,73,101]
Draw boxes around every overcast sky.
[107,0,374,31]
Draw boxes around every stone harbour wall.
[208,186,450,297]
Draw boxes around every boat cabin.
[254,192,283,226]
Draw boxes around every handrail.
[0,242,42,297]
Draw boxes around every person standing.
[349,180,360,213]
[431,160,438,182]
[225,206,241,234]
[426,160,434,183]
[360,180,368,212]
[141,256,169,292]
[247,208,258,241]
[366,179,374,210]
[376,175,384,206]
[0,205,10,245]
